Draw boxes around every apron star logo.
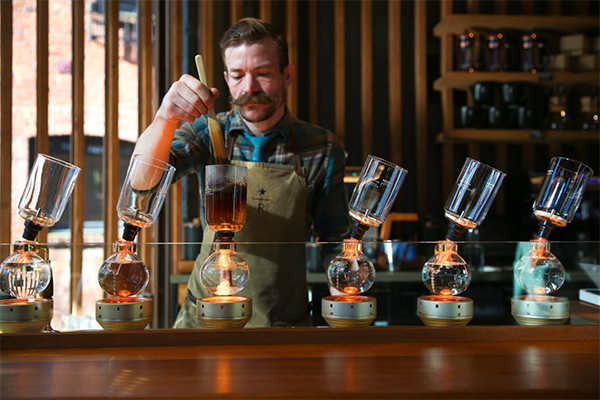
[259,188,266,196]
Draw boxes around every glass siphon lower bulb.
[200,247,249,296]
[514,239,565,295]
[0,241,51,299]
[422,240,471,296]
[98,240,149,297]
[327,239,375,294]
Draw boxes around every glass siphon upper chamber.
[422,240,471,296]
[327,239,376,294]
[514,239,565,295]
[200,242,249,296]
[0,242,51,299]
[98,240,149,297]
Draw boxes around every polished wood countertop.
[1,326,599,399]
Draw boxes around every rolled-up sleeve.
[169,117,211,183]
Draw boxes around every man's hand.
[156,74,221,124]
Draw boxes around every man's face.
[224,38,292,124]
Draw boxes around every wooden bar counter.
[1,326,599,399]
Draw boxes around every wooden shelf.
[437,129,600,143]
[434,15,600,36]
[434,72,600,91]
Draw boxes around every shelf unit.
[434,72,600,91]
[437,129,599,143]
[434,0,600,200]
[433,14,599,36]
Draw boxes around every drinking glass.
[18,154,81,227]
[117,154,176,229]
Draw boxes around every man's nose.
[242,74,260,94]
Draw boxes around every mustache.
[229,92,275,106]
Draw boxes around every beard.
[229,90,285,123]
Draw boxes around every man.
[134,18,349,328]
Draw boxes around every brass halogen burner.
[511,295,570,326]
[95,297,153,331]
[197,296,252,329]
[322,295,377,328]
[417,295,473,327]
[0,298,53,333]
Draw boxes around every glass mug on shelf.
[487,33,517,72]
[457,31,486,72]
[522,33,550,73]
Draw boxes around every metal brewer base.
[417,295,474,326]
[322,295,377,328]
[0,298,53,333]
[197,296,252,329]
[96,298,153,331]
[511,295,570,326]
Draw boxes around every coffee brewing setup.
[95,155,175,330]
[0,154,80,333]
[417,158,506,326]
[322,155,408,328]
[512,157,593,326]
[195,164,253,329]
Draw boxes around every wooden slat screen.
[415,0,427,216]
[440,0,455,199]
[103,0,120,250]
[36,0,49,245]
[285,0,298,117]
[170,0,183,278]
[0,0,12,258]
[201,1,215,87]
[231,0,243,26]
[388,0,402,166]
[334,0,345,148]
[137,0,155,276]
[259,0,272,23]
[307,0,318,125]
[360,0,373,160]
[70,0,85,316]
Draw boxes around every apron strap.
[226,126,303,178]
[186,289,198,307]
[290,126,304,178]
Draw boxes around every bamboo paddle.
[195,55,228,163]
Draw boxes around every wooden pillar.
[137,0,156,312]
[231,0,243,25]
[103,0,120,250]
[388,0,402,166]
[1,0,13,258]
[36,0,49,245]
[334,0,345,146]
[308,0,318,125]
[440,0,454,201]
[201,1,214,84]
[259,0,271,23]
[70,0,85,316]
[360,0,373,160]
[415,0,427,216]
[169,0,183,282]
[285,0,298,116]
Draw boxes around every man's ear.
[284,64,294,89]
[223,70,229,85]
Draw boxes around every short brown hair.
[219,18,289,71]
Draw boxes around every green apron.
[173,130,310,328]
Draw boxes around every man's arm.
[133,74,220,162]
[311,132,351,242]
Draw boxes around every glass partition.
[0,241,598,330]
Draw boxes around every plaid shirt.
[169,108,350,241]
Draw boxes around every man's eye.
[258,73,271,77]
[231,76,242,81]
